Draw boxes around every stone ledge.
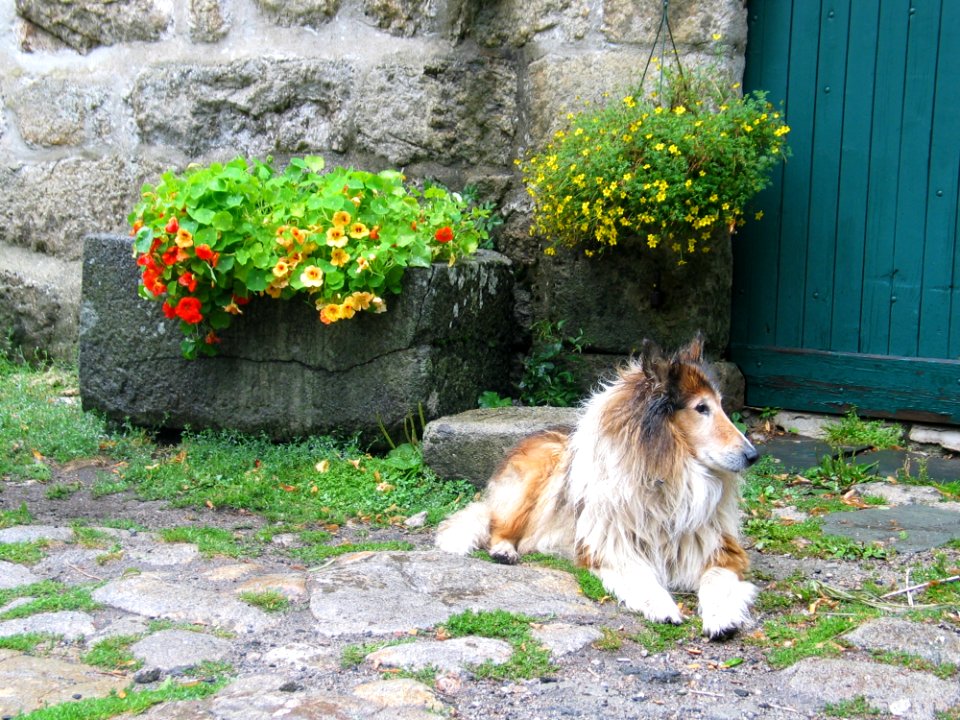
[79,234,514,442]
[422,406,577,486]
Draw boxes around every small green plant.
[519,55,789,260]
[593,626,623,651]
[824,409,903,449]
[0,503,32,528]
[439,609,555,680]
[72,525,114,549]
[130,156,493,358]
[44,481,82,500]
[523,553,607,602]
[0,581,99,621]
[158,526,253,558]
[0,540,48,565]
[237,590,290,613]
[82,635,143,671]
[292,540,414,566]
[0,633,60,653]
[631,619,699,653]
[518,319,586,407]
[478,390,514,408]
[341,638,415,668]
[822,695,884,718]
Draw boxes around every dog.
[435,334,760,639]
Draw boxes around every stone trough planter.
[79,234,514,442]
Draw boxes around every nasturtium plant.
[130,156,493,358]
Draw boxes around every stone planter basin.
[79,234,514,442]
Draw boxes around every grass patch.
[872,650,956,680]
[0,632,60,653]
[72,525,115,549]
[237,590,290,613]
[341,638,415,668]
[157,526,253,558]
[0,503,33,528]
[630,619,699,653]
[82,635,142,671]
[0,540,48,565]
[15,677,227,720]
[823,695,884,718]
[0,581,100,621]
[45,481,83,500]
[292,539,414,565]
[823,410,903,449]
[593,626,623,651]
[438,609,555,680]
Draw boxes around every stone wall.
[0,0,747,362]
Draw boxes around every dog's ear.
[676,332,705,364]
[640,338,670,383]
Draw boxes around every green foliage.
[82,635,142,671]
[823,409,903,449]
[45,482,82,500]
[15,677,227,720]
[630,619,699,653]
[519,320,586,407]
[755,607,879,669]
[478,391,513,408]
[0,502,33,528]
[822,695,884,718]
[0,633,60,653]
[341,638,415,668]
[593,626,623,651]
[158,526,253,558]
[0,581,99,621]
[130,156,494,358]
[0,540,48,565]
[439,609,556,680]
[519,59,790,259]
[237,590,290,613]
[292,540,414,565]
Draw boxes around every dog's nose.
[743,443,759,467]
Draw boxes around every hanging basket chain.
[638,0,686,105]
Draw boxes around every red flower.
[142,268,166,296]
[161,301,176,319]
[434,226,454,243]
[174,296,203,324]
[195,244,219,267]
[165,217,179,234]
[204,331,221,345]
[162,246,187,266]
[232,294,250,306]
[178,271,198,293]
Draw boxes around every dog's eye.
[695,402,710,415]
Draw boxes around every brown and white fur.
[435,335,760,639]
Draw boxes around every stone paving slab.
[92,573,278,634]
[778,657,960,720]
[844,617,960,666]
[308,550,601,637]
[131,629,234,672]
[366,636,513,673]
[0,610,96,640]
[0,525,74,543]
[0,560,40,589]
[820,504,960,552]
[0,649,127,718]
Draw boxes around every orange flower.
[434,226,454,243]
[326,226,348,248]
[319,303,343,325]
[350,291,374,311]
[223,301,243,315]
[265,283,284,298]
[330,248,350,267]
[340,303,356,320]
[272,259,290,278]
[332,210,352,227]
[195,244,219,267]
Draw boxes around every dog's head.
[633,333,759,474]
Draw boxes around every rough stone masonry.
[0,0,747,362]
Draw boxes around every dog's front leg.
[697,566,757,639]
[596,563,683,625]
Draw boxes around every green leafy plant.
[823,409,903,449]
[518,319,586,407]
[237,590,290,613]
[478,390,513,408]
[518,58,790,260]
[438,609,555,680]
[130,156,495,358]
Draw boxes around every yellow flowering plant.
[130,156,492,358]
[518,61,790,260]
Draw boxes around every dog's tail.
[435,501,491,555]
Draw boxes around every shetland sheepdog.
[435,334,760,639]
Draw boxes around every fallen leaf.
[315,459,330,473]
[205,500,214,509]
[279,483,297,492]
[376,482,395,493]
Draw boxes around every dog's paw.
[622,591,683,625]
[489,540,520,565]
[698,568,757,640]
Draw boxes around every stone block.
[531,236,733,359]
[189,0,230,42]
[0,244,80,362]
[255,0,340,27]
[353,55,518,166]
[5,76,113,148]
[128,58,358,158]
[601,0,747,49]
[15,0,172,53]
[469,0,593,47]
[79,234,515,442]
[361,0,469,37]
[422,406,577,485]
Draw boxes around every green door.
[730,0,960,423]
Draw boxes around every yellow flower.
[272,260,289,278]
[544,246,556,256]
[647,234,659,249]
[332,210,352,227]
[265,283,284,299]
[712,32,722,41]
[319,303,342,324]
[348,222,370,239]
[330,248,350,267]
[223,301,242,315]
[673,105,686,115]
[175,228,194,249]
[351,292,375,311]
[300,265,323,288]
[755,210,765,220]
[326,226,348,248]
[774,125,791,137]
